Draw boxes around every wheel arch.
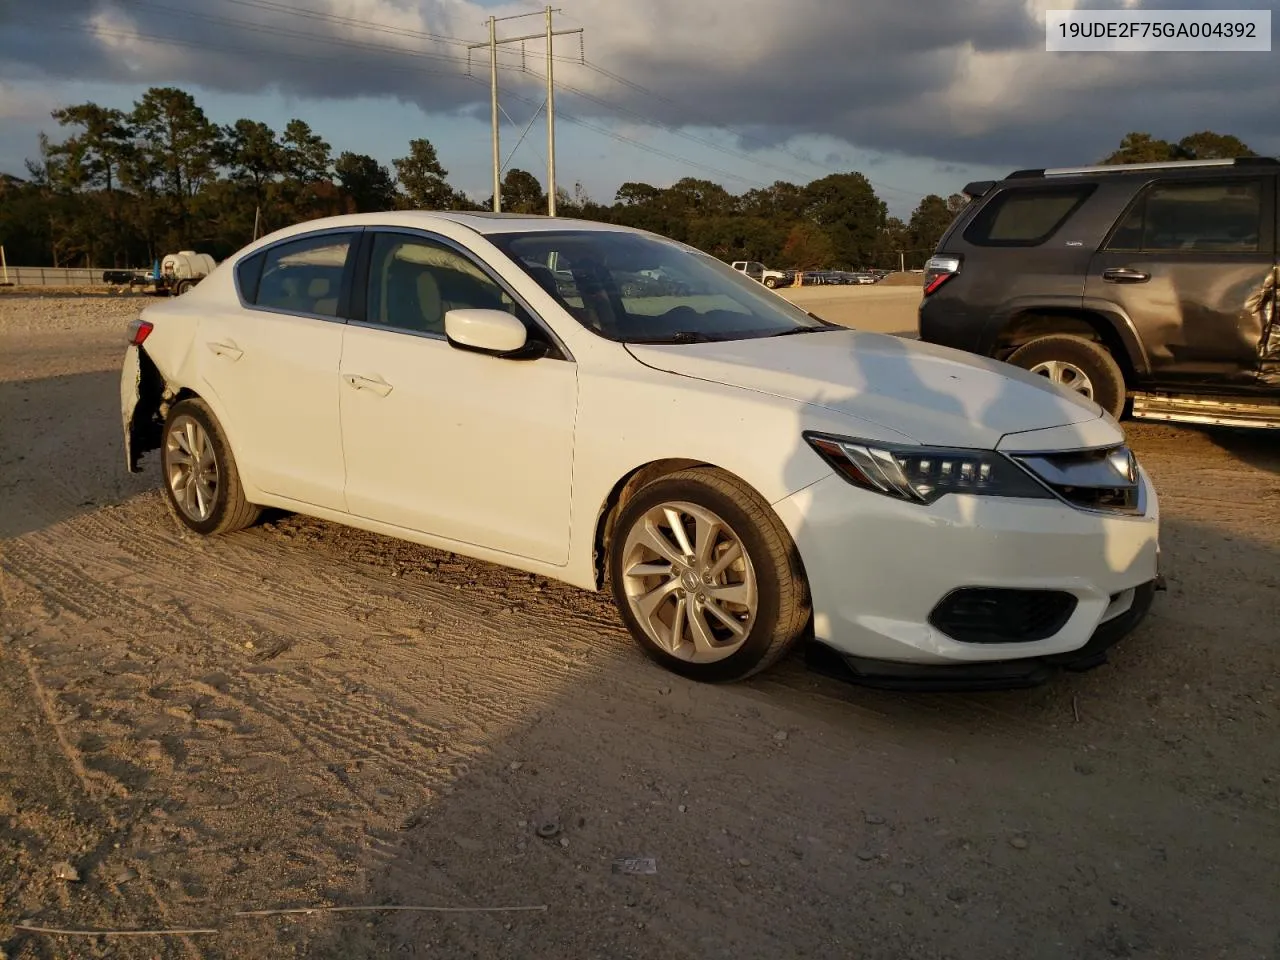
[589,457,815,594]
[994,306,1149,381]
[592,458,710,589]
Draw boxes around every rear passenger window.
[964,186,1095,246]
[252,233,356,317]
[1106,180,1263,253]
[235,252,264,302]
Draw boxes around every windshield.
[487,229,831,344]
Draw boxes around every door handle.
[1102,267,1150,284]
[343,373,394,397]
[206,339,244,361]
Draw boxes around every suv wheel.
[1007,335,1126,419]
[764,276,778,288]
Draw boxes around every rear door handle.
[1102,267,1150,284]
[206,339,243,361]
[343,373,394,397]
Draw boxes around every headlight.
[804,433,1053,505]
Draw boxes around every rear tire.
[161,398,260,536]
[1007,334,1127,420]
[174,279,192,296]
[608,467,809,683]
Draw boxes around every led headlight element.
[804,433,1054,505]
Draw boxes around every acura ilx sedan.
[121,212,1159,687]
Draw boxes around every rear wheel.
[608,468,809,683]
[1007,334,1127,419]
[173,279,192,296]
[161,398,260,536]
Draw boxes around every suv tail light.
[923,256,961,295]
[127,318,153,345]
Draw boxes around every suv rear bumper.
[917,296,994,355]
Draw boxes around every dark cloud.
[1,0,1275,170]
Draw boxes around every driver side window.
[365,233,529,336]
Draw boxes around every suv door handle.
[343,373,394,397]
[206,339,244,360]
[1102,267,1150,284]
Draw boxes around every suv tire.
[764,276,778,289]
[1008,335,1127,419]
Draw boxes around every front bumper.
[772,469,1160,677]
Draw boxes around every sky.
[0,0,1276,219]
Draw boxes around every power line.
[191,0,929,199]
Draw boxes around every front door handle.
[343,373,394,397]
[1102,267,1151,284]
[206,339,244,361]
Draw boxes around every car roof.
[266,210,648,237]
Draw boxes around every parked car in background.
[731,260,794,288]
[919,157,1280,427]
[122,212,1159,689]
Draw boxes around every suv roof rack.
[1006,157,1278,179]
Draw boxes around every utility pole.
[469,11,582,216]
[545,5,557,217]
[488,15,500,212]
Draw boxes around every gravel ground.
[0,290,1277,959]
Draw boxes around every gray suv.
[918,157,1279,428]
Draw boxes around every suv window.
[253,232,356,317]
[365,233,528,336]
[1106,179,1263,253]
[964,185,1094,246]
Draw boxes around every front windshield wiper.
[769,325,837,337]
[628,331,723,344]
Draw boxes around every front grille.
[930,588,1078,644]
[1012,445,1142,514]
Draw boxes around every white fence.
[0,266,113,287]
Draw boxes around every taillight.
[922,256,961,295]
[127,318,153,345]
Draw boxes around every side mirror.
[444,309,545,360]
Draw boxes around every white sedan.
[121,212,1160,688]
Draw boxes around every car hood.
[625,329,1108,449]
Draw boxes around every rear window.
[1105,179,1264,253]
[235,252,264,302]
[963,185,1095,247]
[250,232,356,318]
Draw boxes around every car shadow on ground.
[1196,424,1280,473]
[0,370,154,538]
[272,524,1278,960]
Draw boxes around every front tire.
[608,468,809,682]
[764,276,779,289]
[161,398,260,535]
[1007,334,1127,420]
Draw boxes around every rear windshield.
[963,185,1095,247]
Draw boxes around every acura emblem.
[1107,447,1137,484]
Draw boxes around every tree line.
[0,85,1259,272]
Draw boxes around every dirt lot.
[1,290,1278,959]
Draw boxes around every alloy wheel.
[1028,359,1095,399]
[165,415,218,522]
[619,501,757,663]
